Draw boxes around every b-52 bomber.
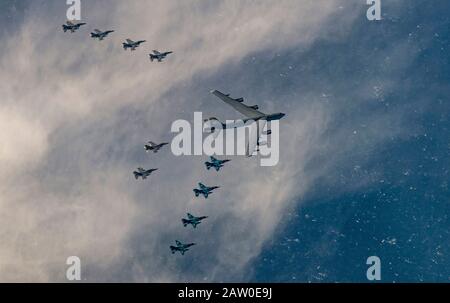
[133,167,158,180]
[208,90,286,156]
[149,50,173,62]
[145,141,169,153]
[205,156,230,171]
[123,39,146,51]
[90,29,114,40]
[62,20,86,33]
[182,213,208,228]
[170,240,195,255]
[193,183,220,199]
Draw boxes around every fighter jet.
[90,29,114,40]
[144,141,169,153]
[208,90,286,156]
[193,183,220,199]
[62,20,86,33]
[149,50,173,62]
[182,213,208,228]
[170,240,196,255]
[133,167,158,180]
[205,156,230,171]
[122,39,146,51]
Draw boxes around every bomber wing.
[211,90,265,119]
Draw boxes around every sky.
[0,0,448,282]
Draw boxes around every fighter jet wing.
[246,119,267,157]
[126,39,135,44]
[153,50,161,55]
[93,29,102,33]
[211,90,265,119]
[67,20,75,25]
[187,213,195,219]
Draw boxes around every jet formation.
[61,20,285,256]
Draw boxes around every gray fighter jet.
[205,156,230,171]
[182,213,208,228]
[133,167,158,180]
[149,50,173,62]
[62,20,86,33]
[123,39,146,51]
[145,141,169,153]
[90,29,114,40]
[170,240,196,255]
[209,90,286,156]
[193,183,220,199]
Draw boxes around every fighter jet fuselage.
[193,183,220,199]
[170,241,195,255]
[145,142,169,153]
[123,39,146,51]
[182,213,208,228]
[149,50,173,62]
[91,29,114,40]
[62,21,86,33]
[205,156,230,171]
[133,168,158,180]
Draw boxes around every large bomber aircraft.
[207,90,286,156]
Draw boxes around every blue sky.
[0,0,448,282]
